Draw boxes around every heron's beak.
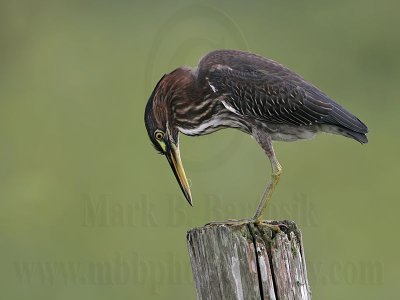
[166,143,192,206]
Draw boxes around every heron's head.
[144,71,192,205]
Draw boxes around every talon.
[205,218,257,227]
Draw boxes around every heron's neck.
[165,67,202,101]
[159,68,205,114]
[159,67,227,136]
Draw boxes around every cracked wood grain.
[187,221,311,300]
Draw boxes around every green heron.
[144,49,368,224]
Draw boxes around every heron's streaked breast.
[177,119,221,136]
[177,112,248,136]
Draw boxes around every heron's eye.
[154,130,164,141]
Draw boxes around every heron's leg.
[206,133,282,229]
[252,133,283,222]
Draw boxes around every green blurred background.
[1,0,399,299]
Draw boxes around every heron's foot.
[206,218,283,233]
[206,218,256,226]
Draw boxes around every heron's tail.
[341,128,368,144]
[320,125,368,144]
[321,102,368,144]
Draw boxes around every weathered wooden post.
[187,220,311,300]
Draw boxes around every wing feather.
[197,50,368,134]
[205,65,332,126]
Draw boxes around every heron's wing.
[198,50,368,133]
[206,64,332,126]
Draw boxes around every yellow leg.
[253,157,283,222]
[206,156,282,229]
[206,132,282,229]
[251,130,283,223]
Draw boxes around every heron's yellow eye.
[155,130,164,141]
